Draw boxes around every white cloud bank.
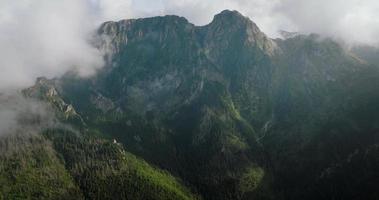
[0,0,104,91]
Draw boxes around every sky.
[91,0,379,44]
[1,0,379,91]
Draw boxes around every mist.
[0,93,57,136]
[0,0,104,91]
[0,0,107,136]
[276,0,379,45]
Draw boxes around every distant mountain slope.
[351,45,379,66]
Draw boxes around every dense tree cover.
[43,129,197,200]
[0,131,198,200]
[0,134,82,200]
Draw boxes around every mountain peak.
[212,10,247,24]
[205,10,277,55]
[216,10,244,18]
[209,9,261,34]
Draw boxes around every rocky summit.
[2,10,379,200]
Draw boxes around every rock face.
[26,10,379,200]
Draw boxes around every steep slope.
[43,129,198,200]
[23,10,379,200]
[0,130,198,200]
[0,134,82,200]
[264,35,379,199]
[44,10,278,200]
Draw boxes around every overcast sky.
[1,0,379,91]
[90,0,379,44]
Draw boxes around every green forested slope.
[0,131,198,200]
[0,134,82,200]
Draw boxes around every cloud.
[92,0,379,45]
[159,0,287,37]
[275,0,379,45]
[0,0,104,91]
[91,0,286,37]
[90,0,134,22]
[0,93,56,136]
[2,0,376,90]
[1,0,379,90]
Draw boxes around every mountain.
[2,10,379,200]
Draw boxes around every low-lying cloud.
[0,93,56,136]
[0,0,104,91]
